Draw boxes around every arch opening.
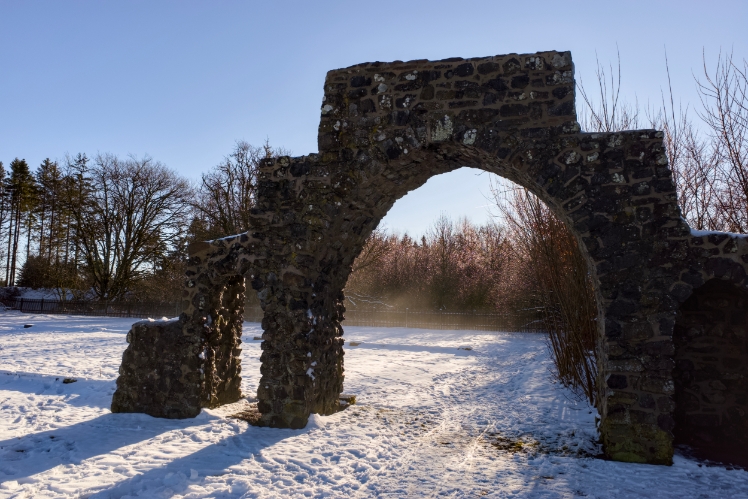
[674,278,748,466]
[343,167,602,404]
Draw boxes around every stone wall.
[112,50,748,466]
[112,236,247,417]
[111,317,203,418]
[674,278,748,460]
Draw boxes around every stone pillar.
[112,238,246,417]
[254,273,345,428]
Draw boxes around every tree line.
[0,141,286,303]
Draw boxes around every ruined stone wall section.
[112,236,249,417]
[111,317,203,419]
[674,279,748,455]
[686,232,748,289]
[184,236,249,408]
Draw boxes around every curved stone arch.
[113,50,748,466]
[246,52,693,465]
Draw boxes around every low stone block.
[111,318,203,419]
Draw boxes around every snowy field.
[0,312,746,498]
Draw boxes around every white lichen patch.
[378,83,387,93]
[551,52,570,69]
[552,71,573,84]
[526,56,545,70]
[463,129,477,145]
[611,173,626,184]
[564,151,580,165]
[321,104,334,115]
[405,71,418,81]
[431,115,453,142]
[607,135,623,148]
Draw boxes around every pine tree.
[36,158,65,262]
[0,162,7,285]
[6,159,37,285]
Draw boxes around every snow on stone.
[690,227,748,239]
[0,311,747,497]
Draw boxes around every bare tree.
[696,51,748,232]
[665,113,722,230]
[193,140,290,239]
[578,50,641,133]
[71,154,191,300]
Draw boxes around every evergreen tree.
[0,162,7,285]
[36,158,65,262]
[6,159,37,285]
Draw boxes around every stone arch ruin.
[112,51,748,466]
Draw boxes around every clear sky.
[2,1,746,236]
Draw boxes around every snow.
[1,312,747,498]
[690,227,748,239]
[0,288,72,301]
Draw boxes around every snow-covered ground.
[1,312,746,498]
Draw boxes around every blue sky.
[2,1,746,236]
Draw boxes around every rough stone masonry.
[112,50,748,466]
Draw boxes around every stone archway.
[247,51,686,466]
[113,51,748,466]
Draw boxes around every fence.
[1,299,544,332]
[0,298,182,319]
[341,307,544,332]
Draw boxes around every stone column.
[112,238,246,417]
[254,270,345,428]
